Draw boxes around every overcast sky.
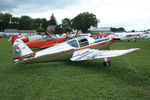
[0,0,150,31]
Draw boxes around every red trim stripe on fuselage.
[13,53,36,61]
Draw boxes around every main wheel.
[103,61,111,67]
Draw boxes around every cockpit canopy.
[67,37,95,48]
[67,39,79,47]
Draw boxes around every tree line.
[0,12,98,34]
[111,27,126,32]
[0,12,128,34]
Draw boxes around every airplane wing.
[71,48,140,61]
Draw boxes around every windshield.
[67,39,79,47]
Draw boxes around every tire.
[103,61,111,67]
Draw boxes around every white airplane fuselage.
[14,37,113,64]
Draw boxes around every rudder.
[13,39,35,62]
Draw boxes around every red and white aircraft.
[10,35,66,48]
[12,36,139,66]
[25,37,66,48]
[10,35,44,43]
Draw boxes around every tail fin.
[13,39,35,63]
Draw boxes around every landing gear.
[103,61,111,67]
[103,57,111,67]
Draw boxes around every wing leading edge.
[71,48,140,61]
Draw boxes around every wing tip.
[131,48,140,51]
[120,48,140,56]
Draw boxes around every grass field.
[0,38,150,100]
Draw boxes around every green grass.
[0,38,150,100]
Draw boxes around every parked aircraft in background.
[10,35,43,43]
[109,32,142,41]
[77,33,91,37]
[140,32,150,39]
[26,37,66,48]
[11,35,66,48]
[12,36,139,67]
[93,33,108,39]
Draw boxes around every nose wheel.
[103,57,111,67]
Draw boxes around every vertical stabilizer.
[13,39,35,62]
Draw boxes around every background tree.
[0,13,12,31]
[54,25,63,34]
[37,27,44,35]
[71,12,98,33]
[10,17,19,29]
[19,16,34,30]
[0,13,4,31]
[111,27,126,32]
[61,18,72,33]
[131,30,135,32]
[111,28,117,32]
[41,18,48,32]
[48,14,57,26]
[34,18,48,32]
[118,27,126,32]
[34,18,43,29]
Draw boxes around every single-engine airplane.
[109,32,140,42]
[12,36,139,66]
